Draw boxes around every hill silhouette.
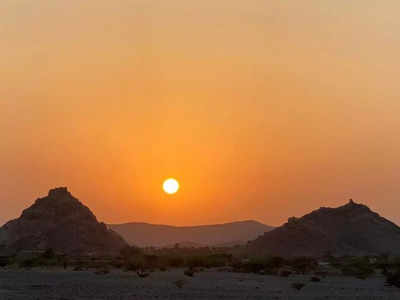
[109,220,273,247]
[0,187,127,255]
[249,199,400,257]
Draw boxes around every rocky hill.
[109,220,273,247]
[248,199,400,257]
[0,188,127,255]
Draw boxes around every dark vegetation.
[310,276,321,282]
[231,256,317,275]
[2,246,400,286]
[120,246,233,271]
[292,282,306,291]
[328,256,376,279]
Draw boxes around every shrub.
[167,256,184,268]
[310,276,321,282]
[174,280,185,288]
[73,265,85,271]
[288,257,317,274]
[137,270,150,278]
[95,268,110,275]
[120,246,142,260]
[234,256,286,274]
[292,282,306,291]
[386,270,400,288]
[279,270,292,277]
[0,257,10,267]
[125,261,144,271]
[340,257,375,279]
[268,256,285,269]
[206,253,232,267]
[144,255,159,269]
[111,259,123,269]
[186,256,207,268]
[20,258,36,269]
[184,268,195,277]
[42,248,56,259]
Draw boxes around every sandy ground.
[0,268,400,300]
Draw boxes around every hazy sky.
[1,1,400,226]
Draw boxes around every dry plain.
[1,268,399,300]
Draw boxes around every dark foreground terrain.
[0,269,399,300]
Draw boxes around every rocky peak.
[0,188,128,255]
[342,198,366,209]
[20,187,93,222]
[249,199,400,257]
[48,187,71,197]
[305,199,371,221]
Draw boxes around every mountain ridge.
[110,219,269,229]
[0,187,128,255]
[248,199,400,257]
[109,220,273,247]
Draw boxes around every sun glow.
[163,178,180,195]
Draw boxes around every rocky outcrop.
[248,199,400,257]
[0,187,127,255]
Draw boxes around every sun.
[163,178,180,195]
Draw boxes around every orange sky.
[1,1,400,226]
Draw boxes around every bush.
[174,280,186,288]
[42,248,56,259]
[73,265,85,271]
[0,257,10,267]
[111,259,124,269]
[167,256,184,268]
[124,261,144,271]
[288,257,317,274]
[310,276,321,282]
[386,270,400,288]
[340,257,375,279]
[144,255,159,268]
[120,246,142,260]
[184,268,195,277]
[95,268,110,275]
[206,253,232,267]
[20,258,36,269]
[292,282,306,291]
[279,270,292,277]
[16,250,60,269]
[186,256,207,268]
[234,256,286,274]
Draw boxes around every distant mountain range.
[2,187,400,258]
[108,220,273,248]
[0,188,127,255]
[249,199,400,257]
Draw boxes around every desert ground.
[0,268,399,300]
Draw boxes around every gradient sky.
[1,1,400,226]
